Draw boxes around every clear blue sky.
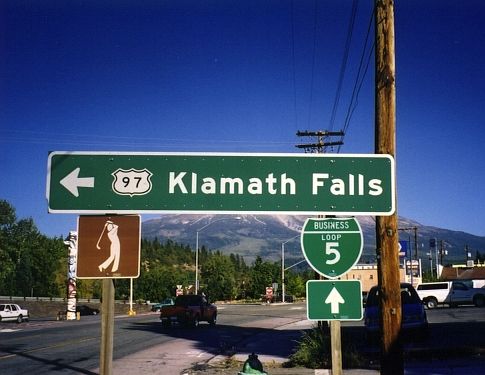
[1,0,485,238]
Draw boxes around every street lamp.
[195,216,241,294]
[398,226,418,284]
[281,234,300,303]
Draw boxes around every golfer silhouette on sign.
[96,220,120,272]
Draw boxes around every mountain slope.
[142,214,485,266]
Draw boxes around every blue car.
[151,298,175,312]
[364,282,428,341]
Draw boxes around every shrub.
[288,324,365,369]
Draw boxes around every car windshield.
[366,284,421,307]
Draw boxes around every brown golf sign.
[76,215,141,279]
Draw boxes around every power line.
[307,0,319,129]
[301,0,368,153]
[290,0,299,131]
[337,6,375,152]
[0,130,298,149]
[328,0,359,133]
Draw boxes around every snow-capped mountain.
[142,214,485,266]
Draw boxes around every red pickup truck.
[159,294,217,328]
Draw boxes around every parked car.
[76,305,100,316]
[416,281,485,308]
[160,294,217,327]
[0,303,29,323]
[151,298,175,312]
[364,283,428,341]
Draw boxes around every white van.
[416,281,485,308]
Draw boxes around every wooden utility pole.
[375,1,403,374]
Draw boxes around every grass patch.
[287,324,367,369]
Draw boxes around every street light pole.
[195,216,241,294]
[282,242,285,303]
[398,226,418,284]
[281,234,300,303]
[195,230,200,294]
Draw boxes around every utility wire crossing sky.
[1,0,485,238]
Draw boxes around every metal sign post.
[302,218,364,374]
[100,279,115,375]
[75,215,140,374]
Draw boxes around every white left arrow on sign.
[60,168,95,197]
[325,287,345,314]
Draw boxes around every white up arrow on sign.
[60,168,95,197]
[325,287,345,314]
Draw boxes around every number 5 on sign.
[326,242,340,265]
[301,218,363,279]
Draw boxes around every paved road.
[0,303,307,374]
[1,303,484,374]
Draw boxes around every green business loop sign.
[301,217,363,278]
[46,152,395,215]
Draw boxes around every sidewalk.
[104,316,485,375]
[185,319,485,375]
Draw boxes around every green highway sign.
[46,152,395,214]
[307,280,363,321]
[301,217,363,279]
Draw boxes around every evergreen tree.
[0,200,314,302]
[0,201,67,297]
[248,256,279,299]
[201,252,236,301]
[286,272,306,297]
[0,200,18,294]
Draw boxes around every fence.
[1,296,102,303]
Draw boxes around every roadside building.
[342,264,409,293]
[440,264,485,287]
